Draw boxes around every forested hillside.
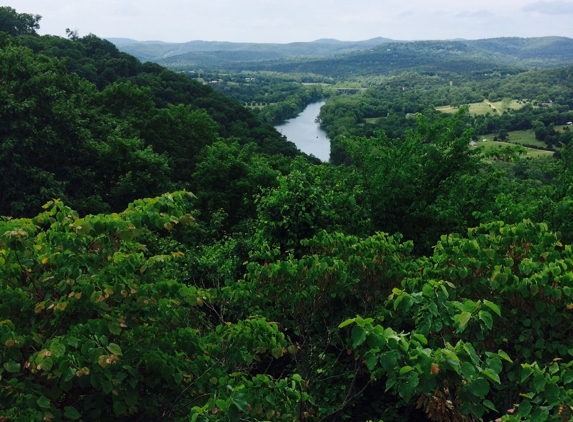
[0,7,310,217]
[3,6,573,422]
[174,37,573,78]
[109,37,397,64]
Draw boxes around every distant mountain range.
[107,36,573,77]
[105,37,397,62]
[218,37,573,77]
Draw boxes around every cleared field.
[506,130,546,148]
[479,130,548,149]
[489,100,525,112]
[436,100,525,116]
[472,139,554,159]
[365,117,382,123]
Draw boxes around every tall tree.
[0,6,40,36]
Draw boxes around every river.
[274,101,330,162]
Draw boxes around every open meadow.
[436,99,526,116]
[473,138,554,158]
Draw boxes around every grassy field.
[436,100,526,116]
[479,129,554,149]
[489,100,525,113]
[472,139,554,159]
[505,130,546,148]
[365,117,381,123]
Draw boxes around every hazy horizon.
[10,0,573,43]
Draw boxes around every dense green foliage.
[4,7,573,422]
[0,32,309,217]
[189,71,328,124]
[15,33,296,154]
[319,69,573,164]
[0,6,40,36]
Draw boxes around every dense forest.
[189,71,328,125]
[109,36,573,76]
[317,69,573,164]
[3,6,573,422]
[138,37,573,78]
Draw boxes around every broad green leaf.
[113,400,127,416]
[483,400,496,412]
[460,362,476,378]
[107,343,122,356]
[483,300,501,317]
[530,407,549,422]
[3,361,20,373]
[108,322,122,335]
[481,368,500,384]
[463,343,480,366]
[338,318,355,328]
[64,406,81,420]
[521,366,533,383]
[383,328,400,342]
[487,357,503,374]
[37,396,51,409]
[441,349,460,368]
[518,399,532,417]
[41,357,53,371]
[545,382,560,405]
[459,311,471,328]
[478,310,493,330]
[351,325,368,348]
[467,378,489,398]
[102,379,113,394]
[398,372,419,402]
[532,373,546,393]
[265,394,275,406]
[422,284,434,297]
[231,393,248,412]
[562,370,573,384]
[497,350,513,363]
[365,353,378,371]
[399,366,414,375]
[463,300,478,313]
[215,399,228,411]
[50,342,66,358]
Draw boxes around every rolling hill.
[114,36,573,77]
[107,37,397,62]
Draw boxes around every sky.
[11,0,573,43]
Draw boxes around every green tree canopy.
[0,6,40,36]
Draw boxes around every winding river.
[274,101,330,162]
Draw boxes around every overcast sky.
[11,0,573,43]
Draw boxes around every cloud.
[522,1,573,14]
[456,10,494,18]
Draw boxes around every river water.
[274,101,330,162]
